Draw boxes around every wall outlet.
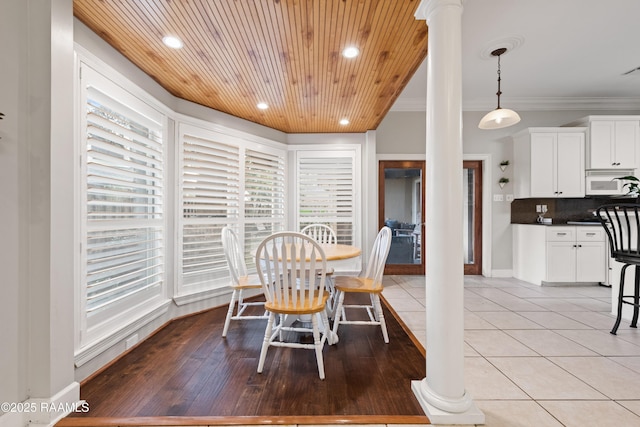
[125,334,139,350]
[536,204,542,213]
[506,194,514,202]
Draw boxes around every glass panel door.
[463,160,482,275]
[379,161,425,275]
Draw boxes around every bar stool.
[597,204,640,335]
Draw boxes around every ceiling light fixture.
[478,47,521,130]
[342,46,360,59]
[339,118,350,125]
[257,102,269,110]
[162,35,183,49]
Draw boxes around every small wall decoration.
[499,177,509,189]
[499,160,509,172]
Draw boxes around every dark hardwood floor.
[57,294,429,426]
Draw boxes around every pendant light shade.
[478,107,521,130]
[478,48,521,130]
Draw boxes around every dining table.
[265,242,361,266]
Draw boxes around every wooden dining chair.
[301,223,338,312]
[255,231,334,379]
[221,227,268,337]
[300,223,337,244]
[331,226,392,342]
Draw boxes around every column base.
[412,380,485,425]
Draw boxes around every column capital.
[415,0,463,21]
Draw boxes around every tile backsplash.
[511,197,636,224]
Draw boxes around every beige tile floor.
[382,275,640,427]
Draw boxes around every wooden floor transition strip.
[56,414,430,426]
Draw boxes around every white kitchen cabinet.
[513,128,586,198]
[546,227,606,283]
[567,115,640,170]
[513,224,606,285]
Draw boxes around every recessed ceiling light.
[339,118,350,125]
[257,102,269,110]
[162,35,183,49]
[342,46,359,58]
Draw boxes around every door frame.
[378,160,425,275]
[464,154,491,277]
[463,160,483,275]
[375,154,492,277]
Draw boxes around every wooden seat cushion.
[334,276,382,293]
[265,290,330,314]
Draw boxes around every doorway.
[378,160,483,275]
[378,161,425,275]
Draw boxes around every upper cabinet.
[513,127,586,198]
[567,116,640,170]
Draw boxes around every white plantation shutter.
[179,128,240,291]
[177,125,286,294]
[297,150,357,245]
[80,64,166,338]
[244,148,286,260]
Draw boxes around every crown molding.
[390,97,640,112]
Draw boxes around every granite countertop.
[512,221,602,226]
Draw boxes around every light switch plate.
[493,194,504,202]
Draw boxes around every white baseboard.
[0,382,81,427]
[28,381,81,426]
[491,269,513,278]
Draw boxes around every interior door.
[379,161,425,275]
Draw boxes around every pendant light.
[478,47,521,130]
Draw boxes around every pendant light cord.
[495,53,502,109]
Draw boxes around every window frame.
[76,60,170,351]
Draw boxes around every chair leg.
[222,289,239,337]
[612,264,630,335]
[257,312,275,373]
[311,314,325,380]
[633,266,640,328]
[372,294,389,343]
[326,276,335,318]
[320,311,336,345]
[331,290,345,339]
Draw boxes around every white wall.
[0,0,28,415]
[1,1,79,425]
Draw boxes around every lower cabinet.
[513,225,606,285]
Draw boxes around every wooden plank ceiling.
[73,0,429,133]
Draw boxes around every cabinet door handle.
[557,233,567,236]
[586,232,596,236]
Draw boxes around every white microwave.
[585,172,630,196]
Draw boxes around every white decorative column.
[412,0,484,424]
